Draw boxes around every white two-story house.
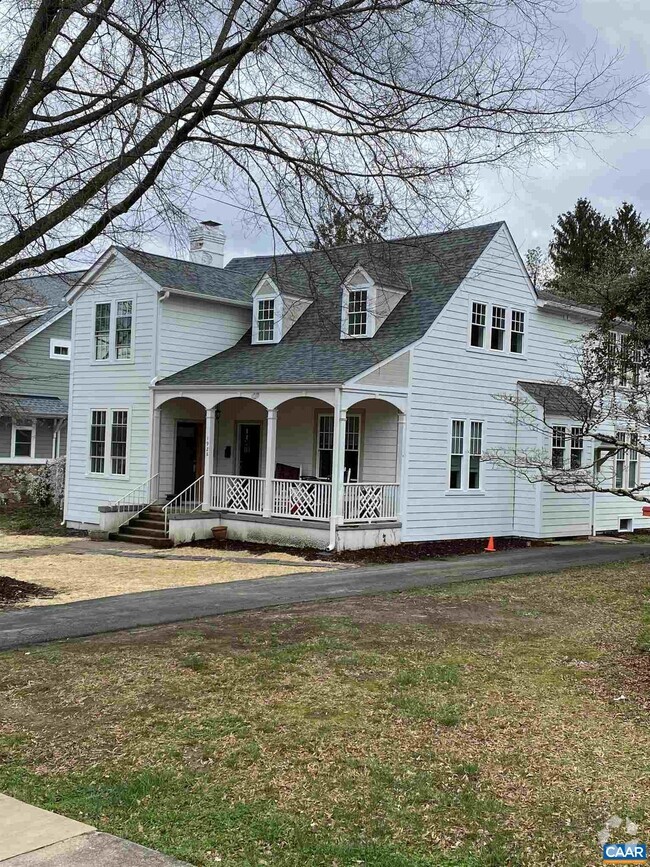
[62,220,650,549]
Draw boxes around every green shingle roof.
[158,222,503,387]
[117,247,257,304]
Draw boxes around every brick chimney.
[189,220,226,268]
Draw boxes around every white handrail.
[343,482,400,522]
[110,473,160,530]
[272,478,331,521]
[162,476,204,533]
[211,474,264,514]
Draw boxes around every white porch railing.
[343,483,400,523]
[162,475,204,533]
[211,474,264,514]
[272,479,332,521]
[110,473,160,530]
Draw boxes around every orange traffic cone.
[484,536,496,553]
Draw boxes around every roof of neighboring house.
[0,271,83,354]
[0,394,68,417]
[518,381,588,418]
[537,288,601,313]
[117,247,257,304]
[158,222,504,387]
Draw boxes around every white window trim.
[467,298,527,356]
[11,419,36,460]
[341,272,376,339]
[49,338,71,360]
[613,431,639,490]
[446,417,486,495]
[92,297,135,364]
[86,407,131,478]
[251,280,283,345]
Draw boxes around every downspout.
[512,398,519,534]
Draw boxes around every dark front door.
[238,423,261,477]
[174,422,200,494]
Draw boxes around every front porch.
[105,387,407,550]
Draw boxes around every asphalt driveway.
[1,542,648,651]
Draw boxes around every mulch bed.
[185,535,530,564]
[0,576,56,606]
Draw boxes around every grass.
[0,504,73,536]
[1,561,649,866]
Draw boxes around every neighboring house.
[62,220,650,549]
[0,272,82,483]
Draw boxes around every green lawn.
[0,562,649,866]
[0,504,69,535]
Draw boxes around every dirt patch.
[0,575,56,606]
[185,534,532,563]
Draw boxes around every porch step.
[120,525,168,540]
[108,504,173,548]
[109,532,173,549]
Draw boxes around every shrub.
[15,458,66,508]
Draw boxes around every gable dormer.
[251,274,311,345]
[340,264,408,339]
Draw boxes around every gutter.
[159,286,253,309]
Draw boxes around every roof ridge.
[226,221,505,267]
[117,245,252,281]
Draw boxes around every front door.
[174,421,201,494]
[238,423,261,477]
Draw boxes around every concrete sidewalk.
[0,541,648,651]
[0,795,188,865]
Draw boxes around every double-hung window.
[347,289,368,337]
[449,419,483,490]
[89,409,129,476]
[12,423,35,459]
[317,414,361,481]
[490,306,506,350]
[551,426,566,469]
[469,301,525,354]
[94,299,134,361]
[570,427,583,469]
[470,302,486,347]
[257,298,276,342]
[614,432,639,489]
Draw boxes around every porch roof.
[158,222,503,387]
[0,394,68,417]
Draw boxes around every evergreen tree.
[310,192,391,249]
[610,202,650,252]
[548,198,611,286]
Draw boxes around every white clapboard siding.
[65,257,156,525]
[403,224,650,541]
[156,294,250,377]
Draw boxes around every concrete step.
[121,526,168,540]
[133,518,166,531]
[109,532,173,549]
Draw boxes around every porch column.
[150,407,162,501]
[263,407,277,517]
[396,412,406,484]
[332,406,347,522]
[202,407,216,511]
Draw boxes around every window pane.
[110,410,128,475]
[511,310,525,353]
[318,415,334,478]
[348,290,368,336]
[115,300,133,360]
[90,410,106,473]
[14,428,32,457]
[449,455,462,489]
[552,426,566,469]
[490,306,506,350]
[468,422,482,489]
[450,420,464,489]
[345,415,360,451]
[570,427,583,469]
[257,299,275,341]
[344,450,359,482]
[470,302,486,347]
[94,303,111,360]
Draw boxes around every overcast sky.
[164,0,650,263]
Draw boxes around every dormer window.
[257,298,276,342]
[348,289,368,336]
